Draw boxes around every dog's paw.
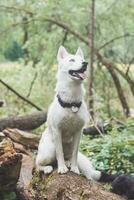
[58,165,69,174]
[70,165,80,174]
[43,166,53,174]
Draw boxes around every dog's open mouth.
[68,62,88,80]
[69,70,86,80]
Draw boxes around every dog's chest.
[59,109,85,133]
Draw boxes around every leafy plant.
[80,119,134,174]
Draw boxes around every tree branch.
[0,79,42,111]
[0,5,34,16]
[0,18,36,35]
[26,72,38,98]
[112,65,134,96]
[98,33,134,50]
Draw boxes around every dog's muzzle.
[68,61,88,80]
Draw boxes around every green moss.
[45,171,57,185]
[30,171,41,187]
[103,183,112,192]
[29,170,58,199]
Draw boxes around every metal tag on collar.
[71,106,79,112]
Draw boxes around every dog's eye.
[69,59,75,62]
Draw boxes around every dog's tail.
[78,152,119,182]
[78,152,134,199]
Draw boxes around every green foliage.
[0,192,16,200]
[0,63,55,117]
[4,41,24,61]
[80,119,134,174]
[0,0,133,119]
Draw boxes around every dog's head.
[57,46,88,82]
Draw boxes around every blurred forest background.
[0,1,134,198]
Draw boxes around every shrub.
[4,41,24,61]
[80,119,134,174]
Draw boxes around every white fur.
[36,46,101,180]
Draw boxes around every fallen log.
[3,128,40,149]
[0,111,47,131]
[83,118,126,136]
[28,170,125,200]
[15,154,35,200]
[83,125,104,136]
[13,142,31,155]
[0,129,126,200]
[0,139,22,192]
[14,159,126,200]
[0,132,5,141]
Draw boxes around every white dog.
[36,46,101,180]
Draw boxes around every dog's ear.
[76,47,84,59]
[57,46,68,61]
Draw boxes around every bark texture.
[0,139,22,192]
[88,0,95,117]
[30,171,125,200]
[15,154,34,200]
[3,128,40,149]
[0,111,47,131]
[97,54,130,117]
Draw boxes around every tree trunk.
[112,66,134,97]
[88,0,95,118]
[97,54,130,117]
[22,16,29,64]
[106,67,130,117]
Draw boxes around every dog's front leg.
[52,127,69,174]
[70,131,81,174]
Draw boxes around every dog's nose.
[82,61,88,67]
[82,61,88,70]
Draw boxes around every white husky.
[36,46,101,180]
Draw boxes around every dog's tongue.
[78,73,86,80]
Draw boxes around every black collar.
[57,94,82,109]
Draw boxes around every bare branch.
[0,79,43,111]
[98,34,134,50]
[125,56,134,76]
[0,4,34,16]
[0,18,36,35]
[105,63,134,96]
[27,72,38,98]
